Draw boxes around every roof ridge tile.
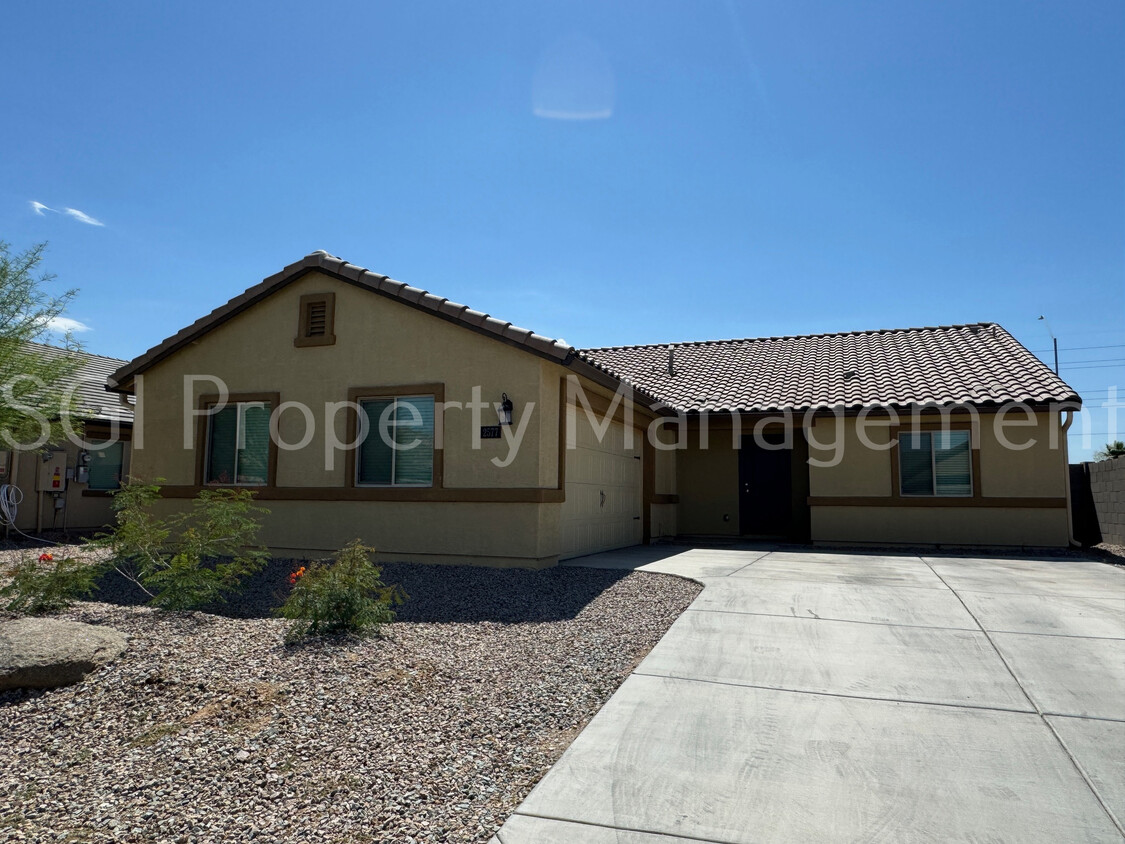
[578,321,998,354]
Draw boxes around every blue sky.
[2,1,1122,459]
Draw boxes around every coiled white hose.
[0,483,58,545]
[0,483,23,527]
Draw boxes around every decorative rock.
[0,549,702,842]
[0,618,127,691]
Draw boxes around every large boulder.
[0,618,127,691]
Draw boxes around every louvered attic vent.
[306,301,327,335]
[295,292,336,347]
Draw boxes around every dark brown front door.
[739,431,793,537]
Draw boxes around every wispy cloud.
[47,316,92,334]
[62,208,104,227]
[28,200,106,227]
[532,34,615,121]
[532,107,612,121]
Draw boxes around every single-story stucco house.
[2,343,133,536]
[104,251,1081,566]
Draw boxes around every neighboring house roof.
[27,342,134,424]
[579,324,1081,413]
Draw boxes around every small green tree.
[94,481,270,610]
[277,540,405,641]
[1094,441,1125,461]
[0,241,85,448]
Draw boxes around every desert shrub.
[95,480,270,610]
[1095,440,1125,460]
[277,540,405,641]
[0,551,101,614]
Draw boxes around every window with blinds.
[205,401,272,485]
[356,396,435,486]
[898,430,972,496]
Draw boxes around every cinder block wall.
[1088,458,1125,546]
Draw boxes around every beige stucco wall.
[543,367,672,550]
[977,410,1067,497]
[808,416,893,497]
[807,410,1071,547]
[129,272,575,563]
[677,422,739,536]
[812,506,1070,548]
[133,271,549,491]
[655,434,677,495]
[128,269,1071,555]
[650,503,678,539]
[675,419,810,540]
[650,419,679,539]
[129,272,665,565]
[669,410,1071,547]
[250,501,550,566]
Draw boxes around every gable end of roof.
[108,252,576,391]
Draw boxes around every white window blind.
[205,402,271,486]
[357,396,435,486]
[899,429,971,497]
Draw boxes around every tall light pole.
[1038,315,1059,374]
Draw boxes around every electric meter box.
[37,453,67,492]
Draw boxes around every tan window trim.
[195,392,281,488]
[294,292,336,347]
[155,485,565,502]
[807,496,1067,509]
[344,384,445,491]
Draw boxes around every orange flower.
[38,553,53,562]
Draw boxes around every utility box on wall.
[37,453,67,492]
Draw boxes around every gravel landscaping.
[1091,541,1125,567]
[0,546,701,843]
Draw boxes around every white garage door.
[560,409,643,559]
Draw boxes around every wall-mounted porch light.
[498,393,514,426]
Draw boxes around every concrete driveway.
[491,546,1125,843]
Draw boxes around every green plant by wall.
[94,480,270,610]
[277,540,405,641]
[1094,441,1125,461]
[0,551,100,614]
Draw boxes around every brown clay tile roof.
[108,252,1079,414]
[578,324,1080,413]
[26,342,134,424]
